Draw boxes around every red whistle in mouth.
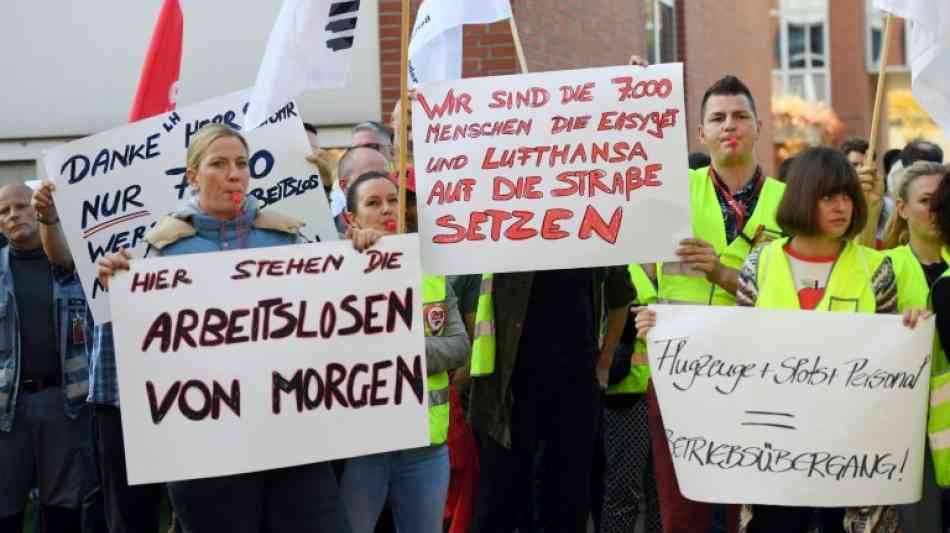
[231,192,243,206]
[384,220,397,232]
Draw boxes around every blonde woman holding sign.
[637,147,927,533]
[882,162,950,533]
[97,124,350,533]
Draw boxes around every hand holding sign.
[97,249,132,290]
[109,235,429,485]
[646,304,933,506]
[32,180,60,225]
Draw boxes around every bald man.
[0,183,93,533]
[337,146,389,192]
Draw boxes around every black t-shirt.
[923,261,948,288]
[11,246,60,383]
[516,268,599,377]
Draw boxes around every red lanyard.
[710,167,763,234]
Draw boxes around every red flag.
[128,0,183,122]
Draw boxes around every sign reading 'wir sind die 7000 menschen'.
[411,63,691,275]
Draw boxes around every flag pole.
[397,0,411,234]
[857,13,893,247]
[508,15,528,74]
[866,14,894,168]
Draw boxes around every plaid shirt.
[87,323,119,407]
[711,166,763,243]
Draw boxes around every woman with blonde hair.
[881,161,950,532]
[97,124,350,533]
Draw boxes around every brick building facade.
[377,0,640,124]
[378,0,778,173]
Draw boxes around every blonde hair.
[186,124,249,171]
[882,161,950,249]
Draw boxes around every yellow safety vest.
[606,264,656,395]
[423,275,450,445]
[755,238,883,313]
[885,244,948,375]
[926,247,950,486]
[657,167,785,306]
[470,274,495,377]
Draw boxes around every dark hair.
[883,148,902,176]
[700,76,757,120]
[901,139,943,167]
[930,170,950,245]
[346,171,395,213]
[776,156,795,183]
[303,122,319,135]
[688,152,711,170]
[840,137,869,157]
[776,146,867,239]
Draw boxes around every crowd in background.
[2,57,950,533]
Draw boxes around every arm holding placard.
[33,180,73,270]
[96,250,132,290]
[677,237,739,295]
[426,284,470,375]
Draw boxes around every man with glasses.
[351,121,395,163]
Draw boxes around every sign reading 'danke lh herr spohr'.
[108,235,430,485]
[647,304,934,506]
[45,88,337,324]
[411,63,691,275]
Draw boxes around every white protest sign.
[647,304,933,506]
[44,89,337,324]
[109,234,430,485]
[410,63,690,275]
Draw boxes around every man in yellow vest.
[646,75,786,533]
[468,267,633,533]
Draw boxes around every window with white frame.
[645,0,677,64]
[865,0,908,71]
[772,0,831,103]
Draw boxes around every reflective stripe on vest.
[927,247,950,486]
[657,168,785,306]
[422,274,450,445]
[754,238,882,313]
[470,273,496,377]
[607,264,656,396]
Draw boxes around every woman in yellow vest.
[637,147,927,533]
[927,167,950,522]
[339,171,469,533]
[882,161,950,533]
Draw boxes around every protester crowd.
[3,56,950,533]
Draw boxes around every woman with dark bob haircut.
[637,146,928,533]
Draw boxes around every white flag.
[408,0,513,85]
[874,0,950,132]
[245,0,360,130]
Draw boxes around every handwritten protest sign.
[108,234,430,485]
[647,304,933,506]
[44,89,337,324]
[410,63,690,275]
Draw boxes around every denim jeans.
[340,444,450,533]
